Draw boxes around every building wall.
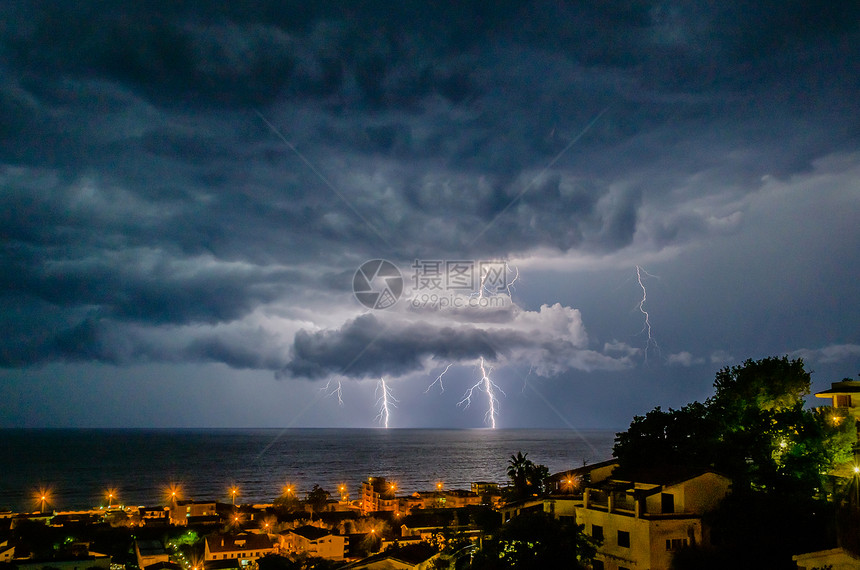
[576,508,700,570]
[204,538,274,561]
[677,473,731,514]
[794,547,860,570]
[360,479,399,515]
[288,533,346,560]
[169,502,216,525]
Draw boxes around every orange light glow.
[165,483,182,505]
[34,487,52,513]
[106,487,118,507]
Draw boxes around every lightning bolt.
[505,262,519,298]
[425,363,453,394]
[458,357,505,428]
[320,378,344,406]
[375,378,397,428]
[521,364,533,394]
[471,261,518,300]
[636,265,659,362]
[472,265,490,299]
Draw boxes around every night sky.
[1,1,858,429]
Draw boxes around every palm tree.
[507,451,533,498]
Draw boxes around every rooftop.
[136,540,166,556]
[205,533,273,553]
[816,380,860,396]
[290,525,332,540]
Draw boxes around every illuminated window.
[617,530,630,548]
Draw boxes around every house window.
[661,493,675,514]
[837,395,852,407]
[591,524,603,541]
[591,560,604,570]
[666,538,689,551]
[617,530,630,548]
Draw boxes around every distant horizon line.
[0,426,623,431]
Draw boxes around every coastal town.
[3,359,860,569]
[0,358,860,570]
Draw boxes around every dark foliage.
[470,511,597,570]
[614,356,856,566]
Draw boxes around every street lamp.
[106,488,118,509]
[165,483,182,507]
[38,492,49,513]
[230,486,239,506]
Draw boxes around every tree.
[305,485,330,514]
[614,356,854,496]
[614,356,857,567]
[506,452,550,500]
[471,511,597,570]
[272,492,303,517]
[506,452,531,495]
[612,402,715,476]
[712,356,810,412]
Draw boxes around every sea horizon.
[0,427,618,512]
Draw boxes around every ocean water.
[0,428,616,512]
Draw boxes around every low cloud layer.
[282,302,631,380]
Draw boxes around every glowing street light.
[165,483,182,506]
[35,487,51,514]
[229,485,240,506]
[106,488,118,509]
[437,482,443,491]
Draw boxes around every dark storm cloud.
[281,305,628,380]
[283,313,502,379]
[0,0,858,373]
